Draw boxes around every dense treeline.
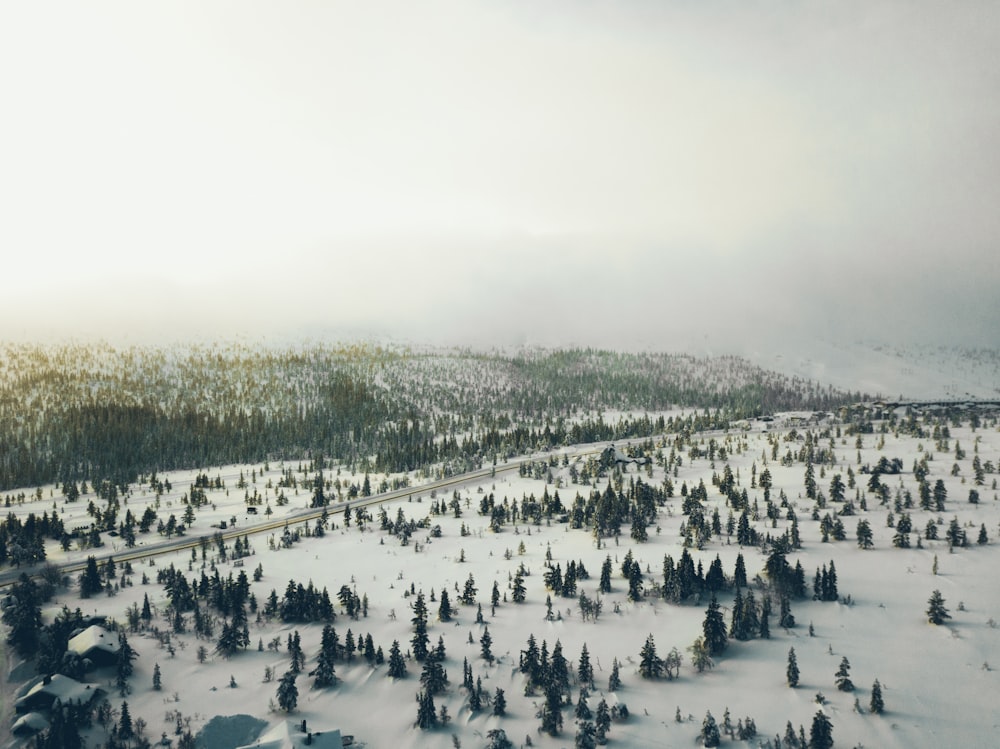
[0,342,861,491]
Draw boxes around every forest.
[0,342,861,491]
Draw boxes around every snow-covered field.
[3,407,999,749]
[740,339,1000,402]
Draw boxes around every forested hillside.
[0,342,862,491]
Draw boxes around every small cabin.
[66,625,120,668]
[235,718,346,749]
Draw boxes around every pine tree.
[415,689,437,729]
[550,640,570,693]
[492,687,507,716]
[639,634,664,679]
[276,670,298,713]
[786,647,800,687]
[1,575,42,658]
[438,589,453,622]
[215,619,244,659]
[79,556,103,599]
[313,644,337,689]
[608,657,621,691]
[512,569,527,603]
[461,573,478,605]
[540,681,564,736]
[927,589,950,625]
[118,700,133,740]
[780,595,795,628]
[575,688,592,720]
[733,553,747,589]
[575,719,597,749]
[856,519,874,549]
[701,710,721,748]
[703,596,728,656]
[578,643,594,688]
[809,710,833,749]
[411,593,430,661]
[387,640,407,678]
[759,595,771,639]
[834,657,854,691]
[116,632,137,696]
[595,698,611,743]
[869,679,884,714]
[481,626,494,664]
[599,555,612,593]
[152,663,162,691]
[420,652,448,695]
[486,728,513,749]
[469,677,483,712]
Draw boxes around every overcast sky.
[1,1,998,351]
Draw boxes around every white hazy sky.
[1,0,998,350]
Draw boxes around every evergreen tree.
[787,647,800,687]
[779,595,795,628]
[415,689,437,729]
[481,626,494,664]
[35,700,83,749]
[575,688,592,721]
[869,679,884,714]
[116,632,138,696]
[438,589,453,622]
[313,644,337,689]
[486,728,513,749]
[540,681,564,736]
[608,657,621,691]
[578,643,594,688]
[856,519,874,549]
[420,651,448,695]
[550,640,570,693]
[835,656,854,691]
[152,662,162,690]
[1,574,42,657]
[493,687,507,716]
[927,589,950,625]
[461,573,478,605]
[639,634,664,679]
[512,568,527,603]
[276,670,298,713]
[79,556,103,598]
[411,593,430,661]
[809,710,833,749]
[730,588,746,640]
[824,561,838,601]
[759,595,771,639]
[469,677,483,712]
[575,719,597,749]
[701,710,721,748]
[387,639,407,678]
[733,553,747,589]
[215,619,245,659]
[704,554,726,592]
[703,596,728,656]
[599,555,612,593]
[595,698,611,743]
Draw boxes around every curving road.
[0,442,616,589]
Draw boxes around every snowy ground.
[3,409,999,749]
[739,338,1000,401]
